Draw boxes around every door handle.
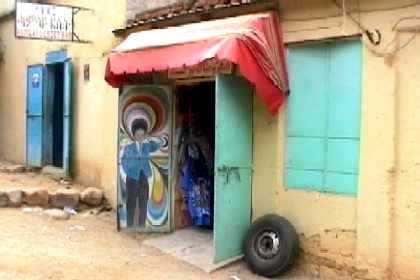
[217,165,241,184]
[217,165,227,172]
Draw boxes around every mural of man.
[120,119,164,227]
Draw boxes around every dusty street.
[0,168,309,280]
[0,208,310,280]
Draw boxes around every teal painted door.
[63,60,73,177]
[27,65,45,167]
[214,74,253,264]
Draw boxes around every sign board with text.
[16,2,73,41]
[168,60,234,80]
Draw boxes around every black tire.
[243,214,299,278]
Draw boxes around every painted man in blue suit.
[120,119,163,227]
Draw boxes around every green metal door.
[214,74,253,264]
[63,60,73,177]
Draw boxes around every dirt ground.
[0,167,311,280]
[0,167,85,193]
[0,208,312,280]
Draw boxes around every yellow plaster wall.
[0,0,124,205]
[252,0,420,278]
[252,97,357,236]
[390,32,420,280]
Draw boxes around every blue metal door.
[63,60,73,177]
[26,65,45,167]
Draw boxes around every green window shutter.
[325,41,362,195]
[286,44,328,191]
[286,40,362,195]
[287,45,328,137]
[327,41,362,138]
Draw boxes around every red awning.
[105,12,289,114]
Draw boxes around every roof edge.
[113,0,279,37]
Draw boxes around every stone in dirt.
[60,179,72,186]
[0,191,9,207]
[5,189,23,207]
[44,209,70,220]
[22,207,43,213]
[69,225,86,231]
[80,187,104,206]
[23,188,49,207]
[0,165,26,174]
[10,165,26,173]
[50,189,80,208]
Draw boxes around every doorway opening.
[26,52,72,177]
[145,81,218,271]
[132,74,253,272]
[174,81,215,231]
[44,63,65,169]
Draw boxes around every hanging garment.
[180,142,213,227]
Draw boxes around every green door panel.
[324,172,358,195]
[215,168,252,261]
[287,46,328,137]
[326,139,360,173]
[286,169,324,191]
[214,74,253,264]
[215,77,252,166]
[328,41,362,138]
[328,41,362,137]
[63,60,73,177]
[326,41,362,194]
[286,137,325,170]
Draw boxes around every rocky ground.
[0,162,311,280]
[0,161,106,219]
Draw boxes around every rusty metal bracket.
[71,7,93,44]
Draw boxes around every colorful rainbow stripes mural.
[118,85,171,230]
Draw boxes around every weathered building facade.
[0,0,125,204]
[0,0,419,279]
[117,1,420,279]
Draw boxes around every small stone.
[80,187,104,206]
[63,207,77,216]
[32,207,43,213]
[0,191,9,207]
[89,208,102,215]
[50,189,80,208]
[5,189,23,207]
[22,206,43,213]
[69,224,86,231]
[23,188,49,207]
[22,207,34,213]
[0,165,26,174]
[60,179,72,186]
[8,165,26,173]
[44,209,70,220]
